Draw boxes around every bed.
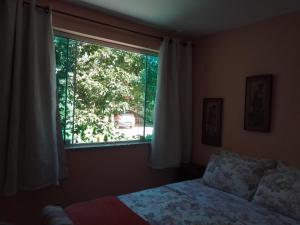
[42,151,300,225]
[119,179,299,225]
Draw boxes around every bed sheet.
[119,179,299,225]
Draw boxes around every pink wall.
[193,11,300,167]
[0,2,178,225]
[48,0,166,50]
[4,2,300,224]
[0,145,178,225]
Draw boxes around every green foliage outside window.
[54,35,158,144]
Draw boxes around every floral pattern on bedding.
[252,166,300,221]
[119,179,299,225]
[202,152,275,200]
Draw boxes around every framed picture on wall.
[244,75,272,132]
[202,98,223,146]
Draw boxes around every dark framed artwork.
[244,75,272,132]
[202,98,223,146]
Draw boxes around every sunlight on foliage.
[54,36,158,144]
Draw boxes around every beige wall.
[193,11,300,167]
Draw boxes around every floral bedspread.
[118,179,299,225]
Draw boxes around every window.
[54,35,158,145]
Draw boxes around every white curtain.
[150,37,192,169]
[0,0,68,196]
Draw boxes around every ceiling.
[69,0,300,37]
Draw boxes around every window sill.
[64,140,151,151]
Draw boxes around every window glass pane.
[54,36,77,144]
[54,35,158,145]
[144,55,158,140]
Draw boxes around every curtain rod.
[23,2,163,41]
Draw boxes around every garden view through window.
[54,35,158,144]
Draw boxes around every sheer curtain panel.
[0,0,68,196]
[150,37,192,169]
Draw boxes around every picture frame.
[244,75,272,132]
[202,98,223,146]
